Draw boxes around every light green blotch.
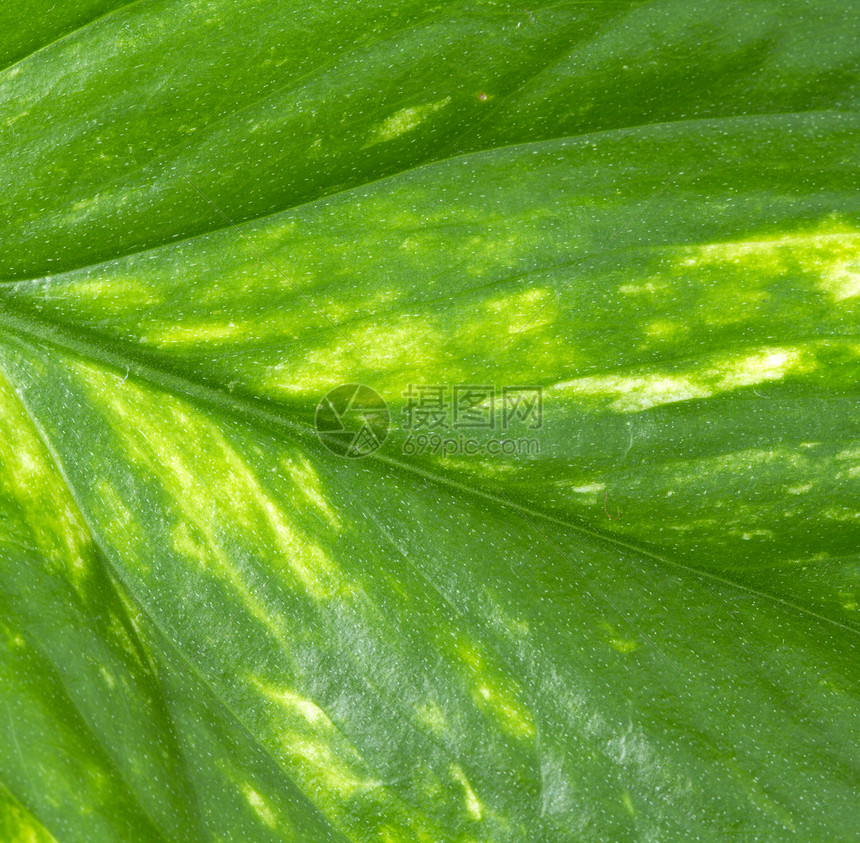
[2,105,30,127]
[563,481,605,495]
[643,318,687,341]
[246,218,299,246]
[142,319,258,346]
[74,359,342,601]
[241,785,277,829]
[820,508,860,522]
[142,306,320,348]
[279,454,340,530]
[386,205,488,229]
[0,780,58,843]
[366,98,451,146]
[600,622,639,654]
[264,284,564,397]
[612,637,639,653]
[0,375,93,589]
[838,592,858,612]
[712,445,811,474]
[379,826,438,843]
[621,791,636,816]
[319,286,401,324]
[415,700,448,736]
[820,260,860,300]
[244,676,450,843]
[450,764,484,822]
[26,276,162,315]
[0,621,26,652]
[262,315,445,396]
[836,446,860,483]
[739,528,776,541]
[485,601,530,639]
[455,639,535,740]
[552,344,814,412]
[250,677,389,822]
[618,281,666,296]
[98,665,116,690]
[479,286,557,336]
[680,219,860,303]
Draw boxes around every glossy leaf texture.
[0,1,858,841]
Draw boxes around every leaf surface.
[0,2,858,841]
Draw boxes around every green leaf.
[1,2,858,841]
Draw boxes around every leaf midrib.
[1,298,856,641]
